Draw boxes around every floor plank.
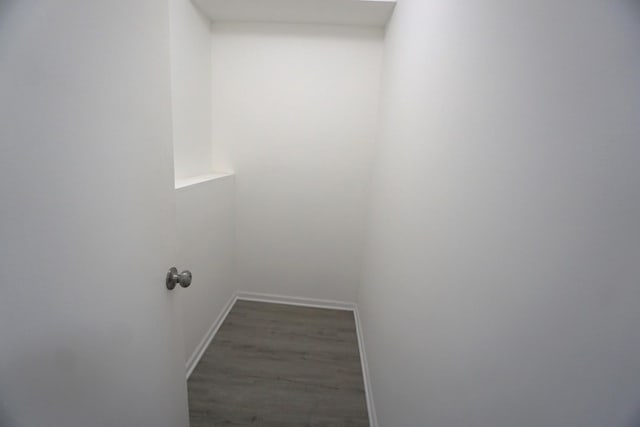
[188,300,369,426]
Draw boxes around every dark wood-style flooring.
[187,299,369,426]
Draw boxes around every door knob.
[166,267,192,290]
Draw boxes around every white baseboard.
[185,291,378,426]
[353,306,378,427]
[235,291,356,311]
[185,293,237,379]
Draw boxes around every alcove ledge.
[175,172,235,190]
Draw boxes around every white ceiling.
[192,0,396,27]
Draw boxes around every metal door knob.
[166,267,192,290]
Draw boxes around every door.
[0,1,189,426]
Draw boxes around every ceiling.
[192,0,396,27]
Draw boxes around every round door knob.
[178,270,192,288]
[166,267,192,290]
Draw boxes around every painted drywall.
[170,0,213,180]
[0,1,189,426]
[175,176,236,365]
[211,23,383,302]
[358,1,640,426]
[169,0,237,370]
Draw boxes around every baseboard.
[185,293,237,379]
[235,291,356,311]
[353,306,378,427]
[235,291,377,426]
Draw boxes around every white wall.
[169,0,236,367]
[170,0,213,180]
[211,23,383,302]
[176,176,235,366]
[358,1,640,426]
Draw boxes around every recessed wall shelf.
[175,172,234,190]
[192,0,396,27]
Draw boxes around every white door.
[0,1,189,426]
